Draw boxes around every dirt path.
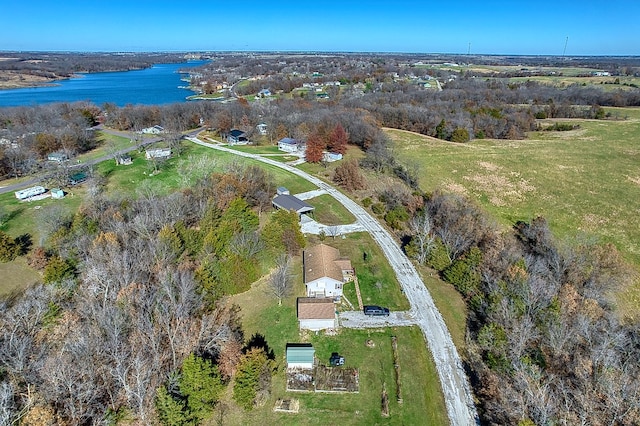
[187,135,479,426]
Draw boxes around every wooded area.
[1,52,640,424]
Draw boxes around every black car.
[363,305,390,316]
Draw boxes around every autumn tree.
[304,132,325,163]
[332,158,366,191]
[327,123,348,154]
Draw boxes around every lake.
[0,60,208,107]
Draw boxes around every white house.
[227,129,248,145]
[297,298,336,331]
[142,125,164,134]
[303,244,354,300]
[278,137,303,153]
[145,148,171,159]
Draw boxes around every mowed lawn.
[228,260,447,425]
[387,107,640,315]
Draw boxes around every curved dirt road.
[187,136,479,426]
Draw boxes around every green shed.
[286,343,315,369]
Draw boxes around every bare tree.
[325,225,341,240]
[269,254,293,305]
[0,381,16,425]
[408,210,435,265]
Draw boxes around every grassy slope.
[388,107,640,317]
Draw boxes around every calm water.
[0,60,208,107]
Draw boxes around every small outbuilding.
[297,297,336,331]
[286,343,315,369]
[51,188,65,199]
[276,186,290,195]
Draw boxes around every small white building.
[323,152,343,162]
[297,298,336,331]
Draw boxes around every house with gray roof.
[272,194,314,215]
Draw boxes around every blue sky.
[2,1,639,55]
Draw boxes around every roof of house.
[229,129,246,137]
[278,137,301,145]
[286,343,315,364]
[303,243,351,284]
[272,194,314,214]
[297,297,335,320]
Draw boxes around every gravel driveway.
[188,136,479,426]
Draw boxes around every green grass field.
[387,107,640,316]
[308,194,356,226]
[229,263,447,425]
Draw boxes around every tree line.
[0,52,189,80]
[402,192,639,425]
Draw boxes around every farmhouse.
[227,129,248,145]
[278,137,304,153]
[303,243,354,300]
[272,194,314,216]
[297,297,336,331]
[286,343,315,369]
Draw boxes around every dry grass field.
[388,107,640,318]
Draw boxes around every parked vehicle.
[363,305,390,316]
[329,352,345,366]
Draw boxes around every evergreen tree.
[156,386,188,426]
[261,210,305,255]
[233,348,274,410]
[0,230,20,262]
[180,354,224,423]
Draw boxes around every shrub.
[426,238,451,271]
[0,230,20,262]
[371,202,385,215]
[43,256,76,284]
[450,127,470,143]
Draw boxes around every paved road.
[187,136,479,426]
